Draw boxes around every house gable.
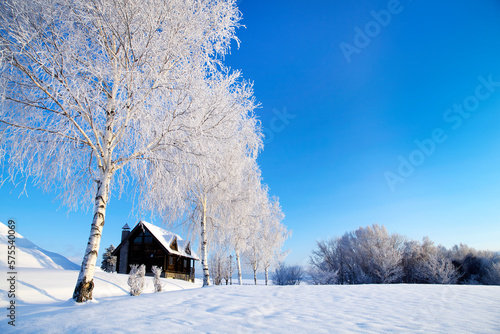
[170,237,178,252]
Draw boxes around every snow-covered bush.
[101,245,116,273]
[128,264,146,296]
[484,261,500,285]
[272,263,304,285]
[416,253,459,284]
[151,266,163,293]
[310,225,404,284]
[308,266,338,285]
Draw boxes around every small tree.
[209,251,225,285]
[151,266,162,293]
[272,263,304,285]
[101,245,116,273]
[260,196,289,286]
[223,255,235,285]
[128,264,145,296]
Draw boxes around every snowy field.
[1,268,499,333]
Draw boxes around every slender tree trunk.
[200,196,211,286]
[73,171,112,302]
[265,266,269,285]
[73,98,115,302]
[236,251,243,285]
[253,267,257,285]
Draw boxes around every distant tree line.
[309,224,500,285]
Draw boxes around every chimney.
[121,223,130,242]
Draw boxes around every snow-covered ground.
[1,268,499,333]
[1,222,499,333]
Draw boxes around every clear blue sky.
[1,0,500,266]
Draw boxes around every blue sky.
[1,0,500,266]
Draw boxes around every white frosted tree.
[309,238,346,284]
[242,186,274,285]
[0,0,245,302]
[402,237,438,283]
[181,102,262,287]
[347,225,405,284]
[244,223,263,285]
[260,196,289,285]
[416,253,460,284]
[311,225,404,284]
[223,159,263,285]
[208,244,231,286]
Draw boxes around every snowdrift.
[0,222,79,270]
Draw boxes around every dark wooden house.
[112,221,198,282]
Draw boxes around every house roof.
[113,221,199,261]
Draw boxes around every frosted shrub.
[485,261,500,285]
[152,266,163,292]
[308,266,339,285]
[272,263,304,285]
[128,264,146,296]
[417,254,459,284]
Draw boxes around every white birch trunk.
[200,197,211,286]
[265,266,269,285]
[236,251,243,285]
[73,92,116,302]
[253,266,257,285]
[72,171,112,302]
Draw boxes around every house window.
[169,257,174,266]
[183,259,187,268]
[144,231,152,243]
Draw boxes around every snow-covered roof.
[137,221,199,261]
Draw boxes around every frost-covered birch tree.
[224,160,263,285]
[181,99,262,286]
[0,0,244,302]
[260,196,289,285]
[242,185,270,285]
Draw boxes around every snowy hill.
[0,222,79,270]
[0,268,499,333]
